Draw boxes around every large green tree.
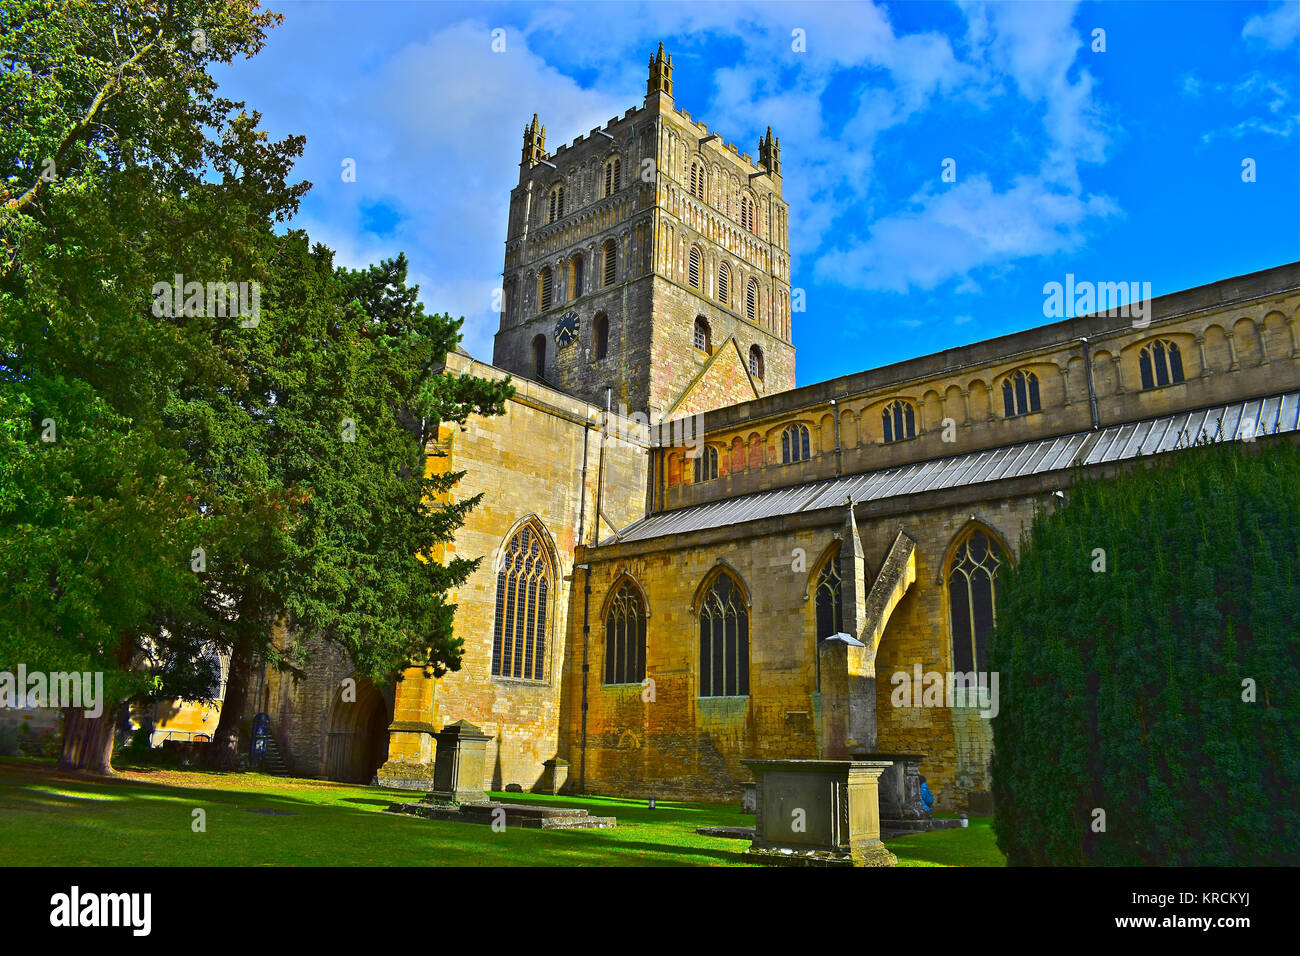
[1,0,304,771]
[1,0,513,773]
[991,438,1300,865]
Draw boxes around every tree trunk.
[58,706,120,774]
[206,639,253,770]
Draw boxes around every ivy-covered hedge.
[991,438,1300,865]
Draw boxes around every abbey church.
[242,46,1300,813]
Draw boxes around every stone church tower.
[493,44,796,419]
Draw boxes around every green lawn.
[0,757,1004,866]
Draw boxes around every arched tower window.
[749,344,765,381]
[813,548,843,690]
[693,316,711,353]
[693,444,719,483]
[604,580,646,685]
[1001,369,1041,417]
[746,278,759,322]
[492,523,553,681]
[569,254,583,300]
[690,161,706,200]
[740,195,756,232]
[688,246,702,289]
[698,571,749,697]
[594,313,609,361]
[947,527,1007,676]
[782,423,810,463]
[882,400,916,443]
[1139,339,1185,389]
[718,262,730,303]
[538,266,553,312]
[548,184,564,223]
[602,239,617,287]
[603,156,621,197]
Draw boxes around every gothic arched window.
[694,316,711,353]
[782,423,810,463]
[602,239,617,287]
[882,400,916,443]
[947,527,1007,676]
[1002,369,1041,417]
[813,549,843,690]
[693,444,719,483]
[746,278,759,322]
[688,246,702,289]
[603,156,621,197]
[492,524,552,681]
[1139,339,1185,389]
[699,571,749,697]
[718,262,730,303]
[749,344,764,381]
[604,580,646,685]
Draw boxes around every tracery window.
[693,444,719,483]
[699,572,749,697]
[1139,339,1185,389]
[1002,369,1041,417]
[492,524,552,681]
[813,551,843,690]
[782,423,810,463]
[947,528,1006,677]
[882,400,916,443]
[604,580,646,685]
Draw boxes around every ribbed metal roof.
[608,391,1300,545]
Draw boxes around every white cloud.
[813,174,1119,292]
[1243,3,1300,50]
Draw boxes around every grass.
[0,757,1004,867]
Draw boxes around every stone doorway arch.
[323,676,392,783]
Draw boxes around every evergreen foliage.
[991,438,1300,865]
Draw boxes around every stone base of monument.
[385,800,616,830]
[741,758,898,868]
[880,818,964,839]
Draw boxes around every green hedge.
[991,438,1300,865]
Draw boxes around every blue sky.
[211,0,1300,387]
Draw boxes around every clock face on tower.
[554,310,579,348]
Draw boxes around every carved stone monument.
[425,719,492,805]
[741,758,897,867]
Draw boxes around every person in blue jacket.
[919,775,935,813]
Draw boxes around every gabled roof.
[606,391,1300,546]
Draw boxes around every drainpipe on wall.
[579,388,612,793]
[830,398,842,478]
[1081,337,1101,430]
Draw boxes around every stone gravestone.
[741,758,896,867]
[425,720,492,805]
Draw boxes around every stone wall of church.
[660,264,1300,511]
[383,353,650,793]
